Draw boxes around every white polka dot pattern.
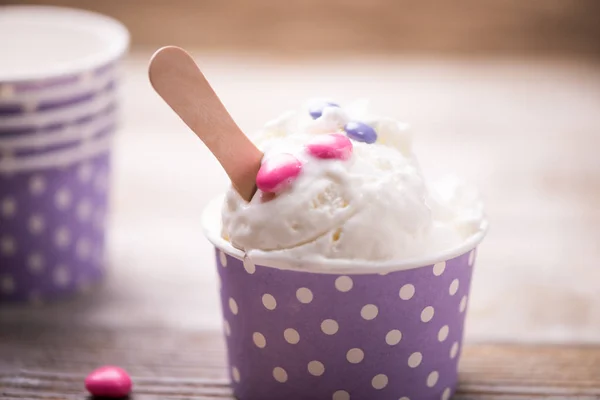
[296,287,313,303]
[54,188,72,210]
[408,352,423,368]
[450,342,459,359]
[332,390,350,400]
[27,253,45,274]
[53,265,71,287]
[426,371,439,387]
[1,197,16,218]
[421,306,435,322]
[262,293,277,310]
[284,328,300,344]
[442,387,452,400]
[335,276,353,292]
[0,235,16,256]
[232,367,240,383]
[438,325,449,342]
[219,250,228,267]
[449,279,460,295]
[273,367,288,383]
[321,319,339,335]
[385,329,402,345]
[0,65,116,303]
[215,248,476,399]
[346,348,364,364]
[253,332,266,348]
[53,226,71,249]
[459,295,468,313]
[399,283,415,300]
[307,360,325,376]
[229,298,239,315]
[433,261,446,276]
[468,250,476,266]
[360,304,378,320]
[29,175,46,195]
[28,214,45,234]
[76,199,93,222]
[371,374,388,389]
[243,257,256,274]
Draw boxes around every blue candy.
[309,101,340,119]
[344,121,377,144]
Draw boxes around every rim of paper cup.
[201,195,489,274]
[0,6,129,82]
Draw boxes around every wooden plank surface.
[1,328,600,399]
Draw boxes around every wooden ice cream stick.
[148,46,263,201]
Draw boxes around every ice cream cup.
[0,6,129,303]
[202,196,488,400]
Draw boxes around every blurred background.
[4,0,600,56]
[1,0,599,343]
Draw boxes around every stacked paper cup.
[0,6,129,302]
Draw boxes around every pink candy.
[85,366,132,398]
[255,134,353,194]
[256,153,303,193]
[306,133,353,160]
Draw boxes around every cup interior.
[0,6,129,82]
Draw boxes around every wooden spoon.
[148,46,263,201]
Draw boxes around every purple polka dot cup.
[202,198,488,400]
[0,6,129,303]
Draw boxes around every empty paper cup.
[0,6,129,302]
[202,198,488,400]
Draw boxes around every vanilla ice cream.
[220,99,485,264]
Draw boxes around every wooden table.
[1,52,600,398]
[2,327,600,399]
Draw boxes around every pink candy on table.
[256,153,303,193]
[85,366,132,398]
[306,133,353,160]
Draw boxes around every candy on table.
[306,133,353,160]
[85,366,132,398]
[308,100,340,119]
[344,121,378,144]
[256,153,303,193]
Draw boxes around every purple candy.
[309,101,340,120]
[344,121,377,144]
